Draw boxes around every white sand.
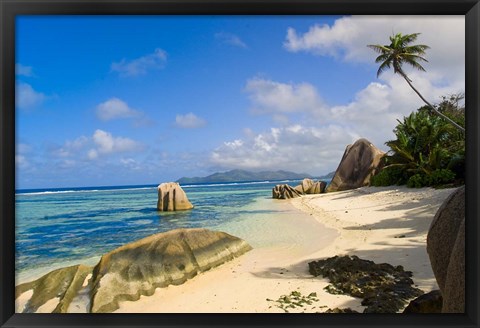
[115,185,457,313]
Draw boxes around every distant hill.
[176,169,313,184]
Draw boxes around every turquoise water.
[16,180,329,280]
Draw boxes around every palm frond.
[376,60,392,77]
[403,57,427,72]
[367,44,391,54]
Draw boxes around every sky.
[15,15,465,189]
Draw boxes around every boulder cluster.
[272,178,327,199]
[272,138,385,199]
[16,228,252,313]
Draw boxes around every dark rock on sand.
[15,264,93,313]
[89,228,252,313]
[325,307,360,313]
[308,255,423,313]
[426,186,465,313]
[403,290,443,313]
[326,138,385,192]
[272,184,303,199]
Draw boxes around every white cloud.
[87,149,98,160]
[284,16,465,82]
[16,64,34,77]
[175,113,207,129]
[51,130,142,162]
[213,64,466,175]
[96,98,141,121]
[53,136,89,158]
[91,129,140,155]
[16,154,30,169]
[245,77,325,115]
[111,48,167,77]
[215,32,248,48]
[16,143,32,154]
[16,82,46,109]
[120,158,141,170]
[211,125,359,174]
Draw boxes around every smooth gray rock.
[89,228,252,313]
[426,186,465,291]
[15,264,93,313]
[442,218,465,313]
[326,138,385,192]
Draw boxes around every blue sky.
[15,15,465,189]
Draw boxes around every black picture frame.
[1,0,479,327]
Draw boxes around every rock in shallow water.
[308,255,423,313]
[157,182,193,211]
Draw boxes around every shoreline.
[290,186,457,292]
[16,185,458,313]
[113,185,456,313]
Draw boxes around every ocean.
[15,179,332,283]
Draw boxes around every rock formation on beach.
[15,264,93,313]
[326,138,385,192]
[272,184,303,199]
[294,178,327,195]
[273,179,326,199]
[157,182,194,211]
[402,290,443,313]
[16,228,252,313]
[426,186,465,313]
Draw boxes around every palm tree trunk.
[399,70,465,133]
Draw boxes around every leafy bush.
[407,174,425,188]
[378,93,465,188]
[371,166,407,186]
[425,169,456,187]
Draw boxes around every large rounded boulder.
[326,138,385,192]
[89,228,252,313]
[426,186,465,313]
[157,182,193,211]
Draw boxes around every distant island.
[176,169,334,184]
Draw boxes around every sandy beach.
[110,185,457,313]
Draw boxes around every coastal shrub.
[425,169,456,187]
[381,93,465,188]
[371,166,407,186]
[407,174,425,188]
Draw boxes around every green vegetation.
[266,290,323,313]
[368,33,465,133]
[372,94,465,188]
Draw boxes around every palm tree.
[368,33,465,133]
